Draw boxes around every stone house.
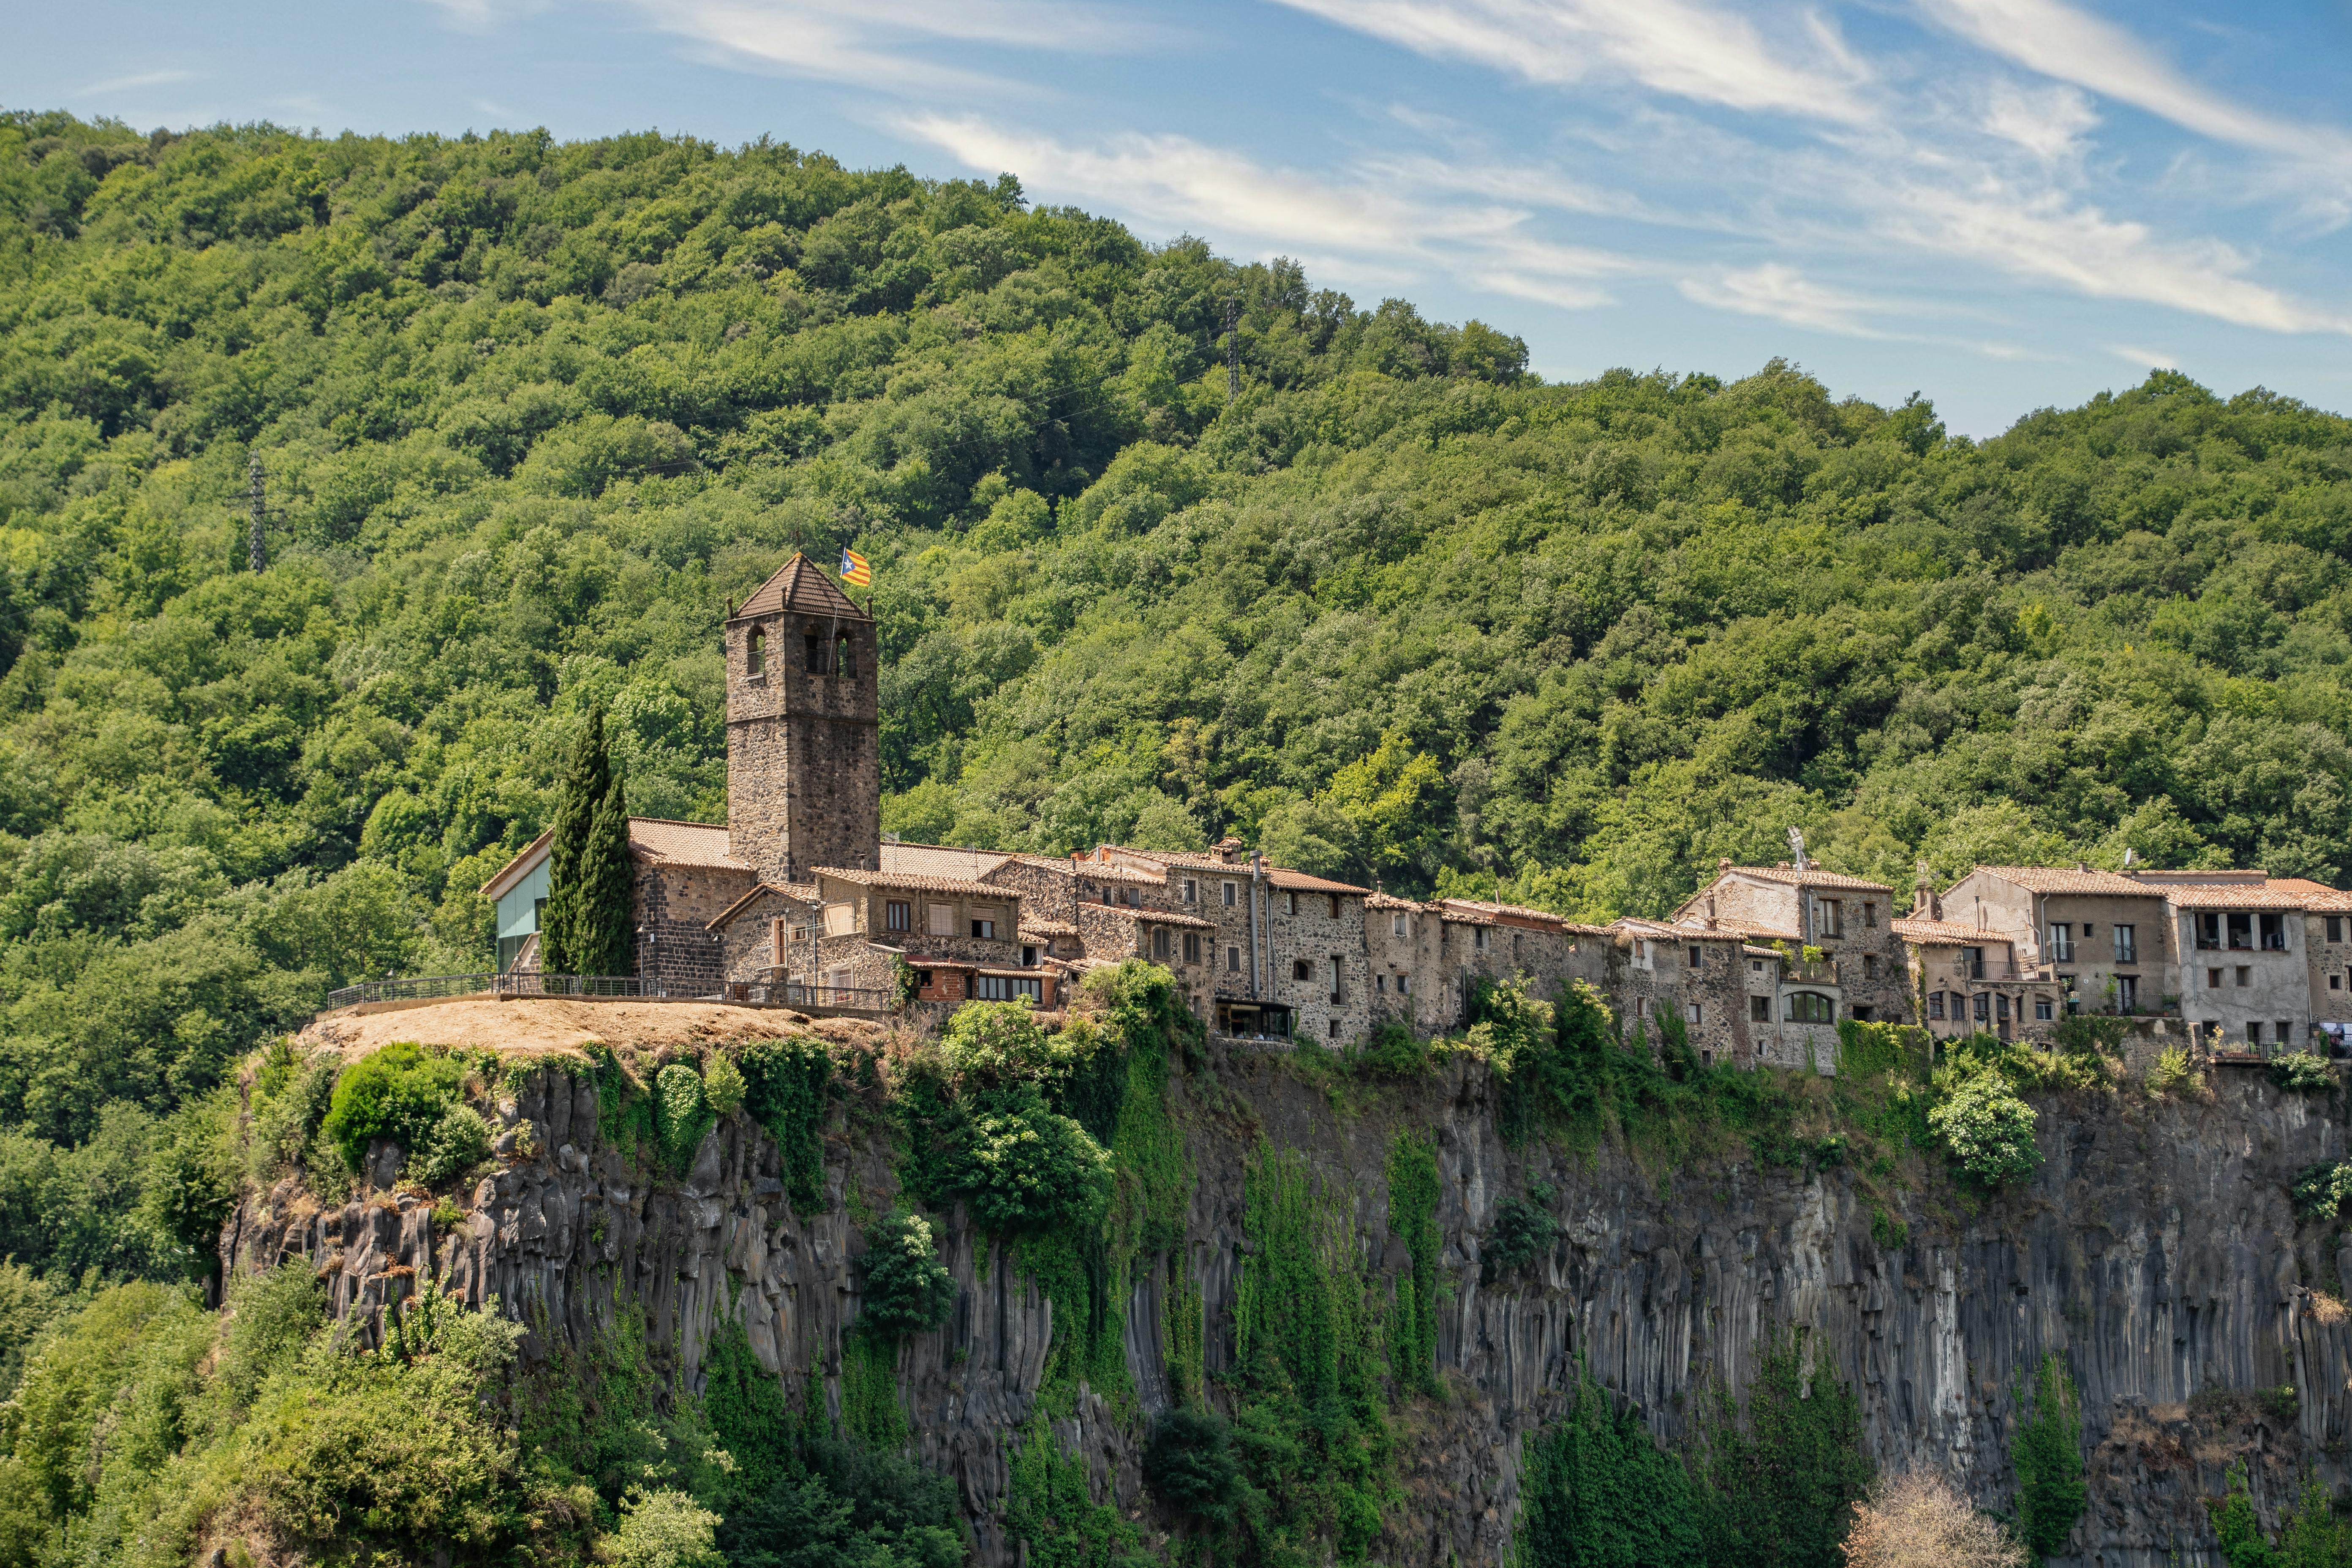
[1933,865,2172,1021]
[1611,919,1756,1065]
[481,817,764,994]
[800,865,1049,1002]
[1674,861,1911,1024]
[1894,912,2039,1040]
[2134,872,2338,1053]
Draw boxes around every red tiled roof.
[1103,845,1370,895]
[1088,906,1217,929]
[1019,920,1078,936]
[1968,865,2160,896]
[814,867,1023,899]
[881,843,1013,880]
[629,818,751,870]
[2163,882,2345,910]
[733,553,870,622]
[1892,917,2014,945]
[1707,919,1804,943]
[1439,896,1573,928]
[1721,865,1895,893]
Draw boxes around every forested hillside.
[3,106,2352,1281]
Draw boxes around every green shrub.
[1514,1360,1701,1568]
[2148,1045,2197,1097]
[1688,1331,1874,1568]
[654,1063,713,1173]
[2296,1160,2352,1221]
[1929,1073,2041,1187]
[2050,1014,2130,1057]
[610,1488,723,1568]
[411,1101,493,1185]
[320,1043,469,1172]
[702,1052,747,1117]
[738,1038,832,1214]
[1354,1021,1432,1079]
[938,1001,1083,1089]
[1142,1407,1244,1527]
[2270,1051,2334,1093]
[1482,1190,1557,1285]
[1387,1130,1440,1393]
[2011,1353,2085,1560]
[941,1102,1111,1234]
[859,1213,956,1338]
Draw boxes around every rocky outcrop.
[223,1045,2352,1568]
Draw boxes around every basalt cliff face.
[222,1045,2352,1568]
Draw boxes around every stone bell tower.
[724,553,881,885]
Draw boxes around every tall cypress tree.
[542,707,632,976]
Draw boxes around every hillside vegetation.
[2,106,2352,1276]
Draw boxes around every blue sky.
[10,0,2352,435]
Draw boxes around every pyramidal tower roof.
[732,553,870,622]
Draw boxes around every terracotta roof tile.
[1102,845,1369,894]
[733,553,870,622]
[1892,917,2014,945]
[1970,865,2161,896]
[814,867,1024,899]
[1019,920,1078,937]
[1437,896,1573,927]
[1720,865,1895,893]
[2163,882,2339,909]
[1089,906,1217,929]
[627,818,751,870]
[881,843,1014,880]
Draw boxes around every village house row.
[480,556,2352,1066]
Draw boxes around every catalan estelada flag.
[840,547,871,588]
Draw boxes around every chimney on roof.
[1913,859,1940,922]
[1213,835,1244,865]
[1704,893,1718,931]
[2074,861,2088,873]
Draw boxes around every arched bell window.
[834,631,856,678]
[746,626,765,678]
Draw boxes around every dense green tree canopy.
[3,105,2352,1216]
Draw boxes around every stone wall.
[725,610,881,886]
[634,860,757,993]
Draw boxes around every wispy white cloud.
[2109,344,2179,370]
[898,114,1636,303]
[74,67,200,96]
[1269,0,1876,123]
[1878,180,2352,334]
[1919,0,2352,167]
[416,0,551,34]
[1679,263,1900,337]
[1978,78,2097,161]
[622,0,1154,93]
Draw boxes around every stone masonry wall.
[726,610,881,886]
[634,860,757,993]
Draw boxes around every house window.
[2261,912,2287,951]
[1961,946,1984,980]
[1377,974,1386,993]
[2227,912,2253,950]
[1786,991,1835,1024]
[1398,974,1410,995]
[2196,914,2221,950]
[1862,954,1878,980]
[1225,945,1240,972]
[2207,967,2222,988]
[1285,892,1298,916]
[927,903,955,937]
[2113,924,2136,964]
[824,903,855,936]
[1928,992,1946,1020]
[1862,901,1876,928]
[2281,1019,2296,1043]
[1223,882,1237,908]
[2116,975,2138,1013]
[1685,1002,1702,1024]
[1394,914,1408,938]
[2332,973,2343,991]
[885,900,911,933]
[1995,993,2010,1021]
[2236,966,2251,987]
[746,626,765,677]
[971,913,999,939]
[1292,959,1312,982]
[1329,1020,1341,1039]
[1184,932,1201,964]
[1750,996,1771,1022]
[1474,927,1489,952]
[2331,915,2345,944]
[2248,1021,2264,1046]
[834,632,856,678]
[2035,997,2052,1020]
[1973,994,1989,1022]
[1750,959,1763,974]
[1184,879,1197,904]
[2046,923,2074,962]
[975,975,1042,1003]
[1688,945,1703,967]
[1152,926,1171,960]
[1328,894,1341,917]
[912,968,934,991]
[1816,899,1843,937]
[1022,944,1039,966]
